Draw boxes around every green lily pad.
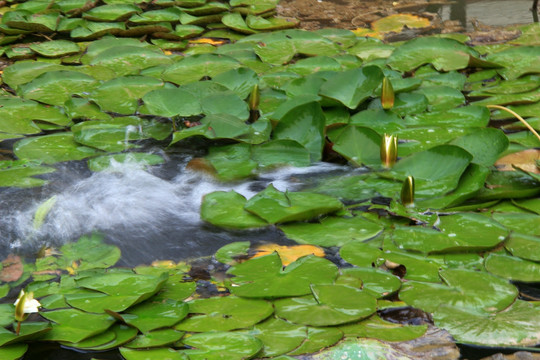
[0,160,56,188]
[222,12,257,34]
[83,4,141,22]
[251,140,311,167]
[395,126,471,157]
[204,142,258,181]
[0,98,70,134]
[1,61,65,88]
[505,232,540,262]
[484,253,540,283]
[201,91,250,120]
[88,153,165,172]
[339,315,427,342]
[391,213,508,253]
[242,317,307,357]
[124,329,185,349]
[57,234,121,271]
[120,347,188,360]
[63,324,138,350]
[40,309,115,343]
[399,268,518,313]
[319,66,384,109]
[486,46,540,80]
[175,296,273,332]
[280,215,383,247]
[287,327,343,355]
[0,344,28,360]
[450,128,509,167]
[225,252,338,298]
[120,299,188,333]
[161,53,240,85]
[476,171,540,200]
[434,300,540,346]
[340,241,384,267]
[274,284,377,326]
[13,133,100,164]
[180,332,262,360]
[29,40,80,57]
[89,45,172,76]
[214,241,251,265]
[244,184,343,224]
[338,268,401,299]
[201,190,268,229]
[61,330,116,350]
[328,125,381,167]
[140,87,201,117]
[416,85,465,111]
[492,212,540,236]
[89,76,164,114]
[0,322,51,346]
[381,251,442,283]
[19,70,98,106]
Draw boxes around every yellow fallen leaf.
[371,14,430,33]
[495,149,540,174]
[251,244,325,266]
[188,38,228,46]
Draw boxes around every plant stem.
[487,104,540,142]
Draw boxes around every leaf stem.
[487,105,540,142]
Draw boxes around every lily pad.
[505,232,540,262]
[287,327,343,355]
[120,299,188,333]
[201,190,268,229]
[339,315,427,342]
[124,329,185,349]
[40,309,115,343]
[120,347,187,360]
[29,40,80,57]
[161,53,240,85]
[484,253,540,283]
[0,160,56,188]
[175,296,273,332]
[225,252,338,298]
[242,317,306,357]
[0,344,28,360]
[180,332,262,360]
[328,125,381,167]
[338,267,401,299]
[274,284,377,326]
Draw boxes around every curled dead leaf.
[0,254,23,282]
[495,149,540,174]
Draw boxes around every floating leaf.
[124,329,185,349]
[0,160,56,188]
[329,125,381,167]
[120,299,188,333]
[338,267,401,299]
[161,53,240,85]
[201,190,268,229]
[241,317,306,357]
[484,253,540,283]
[40,309,115,343]
[339,315,427,342]
[251,244,325,266]
[120,347,187,360]
[29,40,80,57]
[180,332,262,360]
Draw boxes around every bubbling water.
[0,155,344,265]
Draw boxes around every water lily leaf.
[201,91,250,120]
[348,108,403,133]
[329,125,381,167]
[140,87,201,118]
[82,324,138,351]
[272,101,325,161]
[251,139,310,167]
[387,37,474,72]
[19,70,98,106]
[81,36,158,63]
[404,105,489,128]
[124,329,185,349]
[129,7,183,24]
[175,296,273,332]
[212,67,258,98]
[472,89,540,107]
[339,315,427,342]
[399,268,518,313]
[486,46,540,79]
[29,40,80,57]
[89,45,172,77]
[381,251,441,282]
[226,253,338,298]
[40,309,115,343]
[348,40,394,62]
[222,12,257,34]
[71,21,125,40]
[89,76,164,114]
[214,241,250,265]
[338,267,401,299]
[309,338,416,360]
[120,347,188,360]
[0,344,28,360]
[0,322,51,346]
[319,66,383,109]
[13,133,100,164]
[0,98,70,133]
[274,284,377,326]
[450,128,509,167]
[416,85,465,111]
[88,153,165,172]
[477,170,540,200]
[0,160,56,188]
[340,241,383,268]
[280,215,383,247]
[179,332,262,360]
[241,317,306,357]
[492,212,540,236]
[119,299,188,333]
[485,253,540,283]
[65,98,112,121]
[470,75,540,96]
[83,4,141,21]
[5,11,59,32]
[392,213,508,253]
[72,118,171,152]
[61,329,116,350]
[434,300,540,346]
[384,92,428,117]
[505,232,540,262]
[244,184,343,224]
[162,53,240,85]
[204,143,258,181]
[372,14,430,33]
[2,61,65,88]
[287,327,343,355]
[58,234,121,271]
[201,190,268,229]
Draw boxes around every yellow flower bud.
[381,133,398,168]
[401,176,415,207]
[381,77,395,110]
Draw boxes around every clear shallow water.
[0,152,347,266]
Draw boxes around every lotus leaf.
[179,332,262,360]
[120,347,188,360]
[124,329,185,348]
[201,190,268,229]
[280,215,383,247]
[287,327,343,355]
[339,315,427,342]
[434,301,540,346]
[88,76,164,114]
[338,268,401,299]
[161,53,240,85]
[484,253,540,283]
[387,37,474,72]
[226,252,338,298]
[274,284,376,326]
[19,70,98,106]
[175,296,273,332]
[40,309,115,343]
[13,133,100,164]
[241,317,307,357]
[399,268,518,313]
[244,184,343,224]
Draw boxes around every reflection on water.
[0,152,345,266]
[442,0,538,30]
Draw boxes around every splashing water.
[0,155,345,265]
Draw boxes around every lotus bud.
[380,134,397,168]
[14,290,41,334]
[248,84,260,123]
[400,176,415,207]
[381,77,394,110]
